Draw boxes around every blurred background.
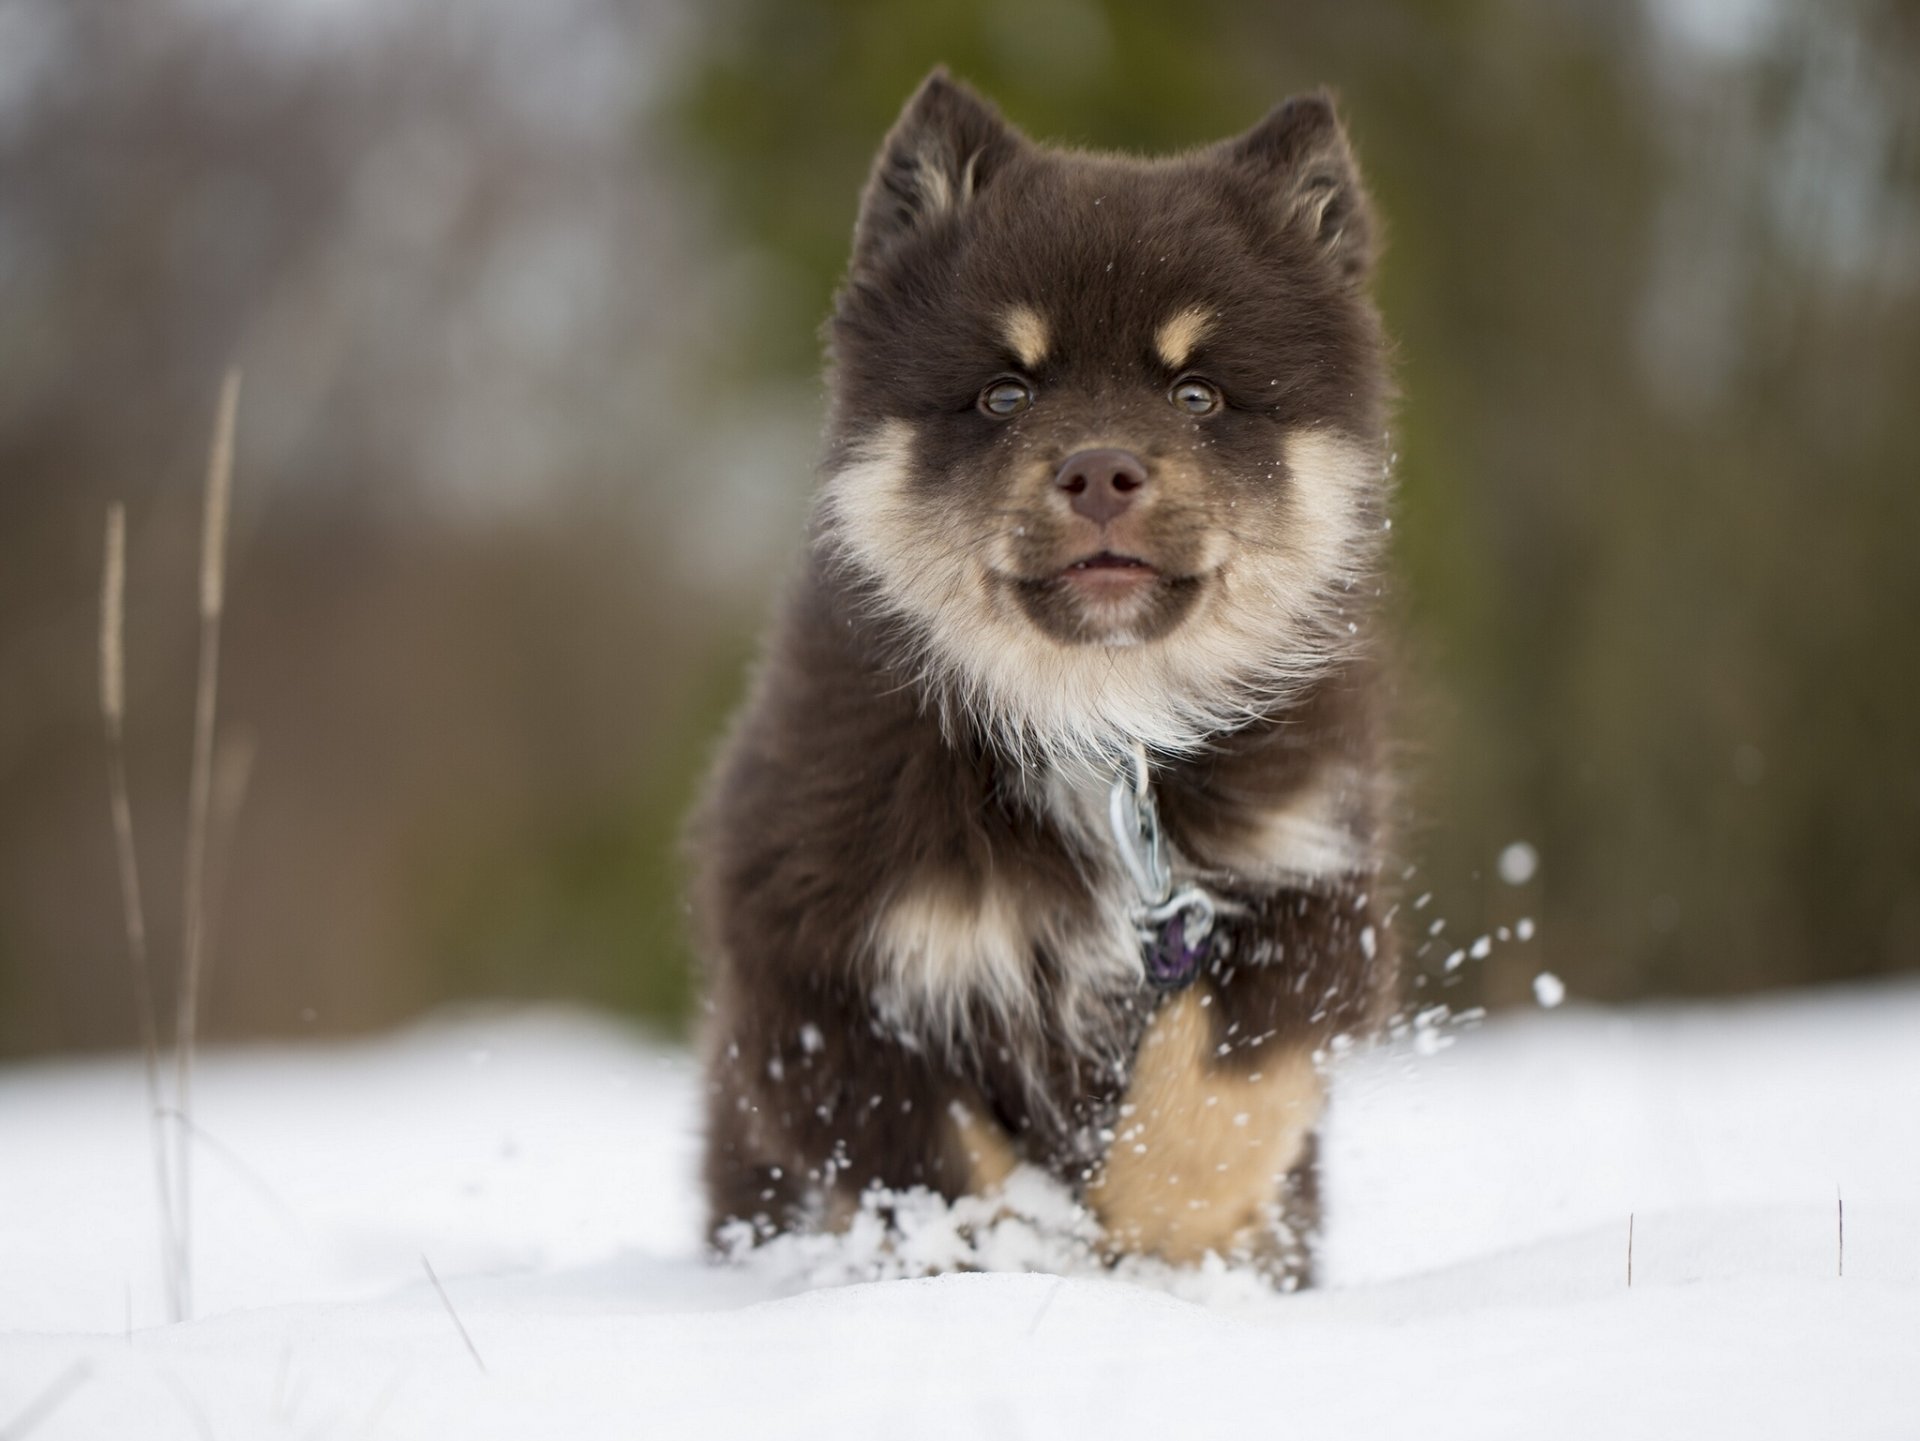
[3,0,1916,1060]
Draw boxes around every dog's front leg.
[702,972,1017,1245]
[1087,881,1388,1284]
[1085,983,1324,1281]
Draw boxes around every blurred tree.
[0,0,738,1056]
[669,0,1920,1007]
[2,0,1915,1061]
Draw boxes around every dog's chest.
[863,757,1134,1047]
[866,747,1364,1044]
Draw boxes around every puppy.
[693,69,1396,1286]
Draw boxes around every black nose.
[1054,448,1148,525]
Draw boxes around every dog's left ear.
[1223,93,1376,285]
[851,68,1025,276]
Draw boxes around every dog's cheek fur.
[822,418,1384,764]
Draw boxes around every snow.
[1497,840,1539,885]
[4,985,1918,1438]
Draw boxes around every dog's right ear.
[1222,93,1377,286]
[851,69,1025,276]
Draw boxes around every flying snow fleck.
[1533,972,1566,1009]
[1498,841,1539,886]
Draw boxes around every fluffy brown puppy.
[692,69,1398,1287]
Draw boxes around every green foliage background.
[2,0,1914,1058]
[663,0,1920,1008]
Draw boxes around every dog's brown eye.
[979,379,1033,418]
[1170,377,1221,416]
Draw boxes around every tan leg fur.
[949,1095,1021,1193]
[1087,988,1323,1264]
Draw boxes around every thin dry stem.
[1025,1275,1067,1336]
[270,1341,293,1423]
[156,1368,217,1441]
[358,1368,412,1435]
[421,1255,489,1374]
[160,1105,299,1230]
[100,507,126,726]
[0,1360,92,1441]
[199,370,239,621]
[1626,1212,1634,1288]
[100,503,183,1322]
[174,365,242,1322]
[201,730,257,1006]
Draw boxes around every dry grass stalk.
[269,1340,294,1423]
[100,506,126,727]
[202,729,257,1005]
[421,1255,489,1374]
[156,1367,217,1441]
[0,1360,93,1441]
[161,1104,299,1229]
[1025,1275,1067,1337]
[99,502,183,1322]
[1837,1186,1844,1279]
[358,1368,412,1435]
[1626,1212,1634,1288]
[173,366,242,1322]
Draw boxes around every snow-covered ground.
[3,984,1916,1438]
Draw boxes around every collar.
[1105,743,1219,990]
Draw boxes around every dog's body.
[694,72,1397,1285]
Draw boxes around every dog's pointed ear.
[851,68,1025,275]
[1223,93,1376,285]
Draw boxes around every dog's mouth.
[1059,550,1159,587]
[993,548,1206,646]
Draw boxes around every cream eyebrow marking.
[1000,305,1049,369]
[1154,307,1213,370]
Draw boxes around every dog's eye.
[979,379,1033,418]
[1169,377,1221,416]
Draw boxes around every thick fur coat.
[692,70,1397,1285]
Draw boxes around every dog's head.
[819,70,1391,761]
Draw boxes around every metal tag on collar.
[1142,886,1216,989]
[1106,745,1215,991]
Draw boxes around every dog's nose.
[1054,448,1148,525]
